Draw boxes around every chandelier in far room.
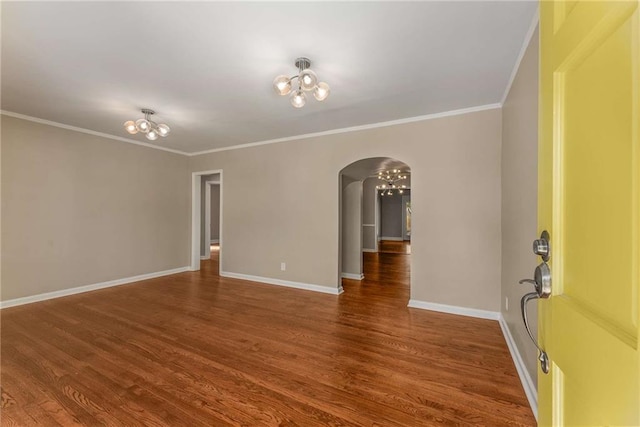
[273,57,330,108]
[376,169,408,196]
[124,109,170,141]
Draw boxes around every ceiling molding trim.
[500,6,540,106]
[187,103,502,157]
[0,110,190,156]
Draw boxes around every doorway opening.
[339,158,411,300]
[191,170,223,273]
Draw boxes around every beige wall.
[189,108,502,311]
[501,27,539,384]
[1,116,190,301]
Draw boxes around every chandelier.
[124,109,170,141]
[273,57,330,108]
[376,169,408,196]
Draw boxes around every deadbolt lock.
[533,230,550,262]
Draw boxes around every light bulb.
[290,90,306,108]
[313,82,330,101]
[399,190,404,194]
[136,118,150,133]
[299,69,317,91]
[273,75,292,96]
[157,123,170,137]
[124,120,138,134]
[146,129,159,141]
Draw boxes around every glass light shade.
[313,82,330,101]
[273,75,292,96]
[124,120,138,134]
[146,129,159,141]
[290,90,306,108]
[136,118,151,133]
[157,123,170,137]
[299,69,317,91]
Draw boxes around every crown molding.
[2,102,502,157]
[1,110,190,156]
[500,6,539,105]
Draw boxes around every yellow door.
[538,0,640,425]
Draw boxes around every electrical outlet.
[280,262,286,271]
[505,297,509,311]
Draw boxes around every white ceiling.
[1,1,537,154]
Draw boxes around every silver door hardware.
[518,230,552,374]
[533,230,550,262]
[520,289,550,374]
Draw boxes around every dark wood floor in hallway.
[1,244,535,426]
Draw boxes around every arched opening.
[339,157,411,302]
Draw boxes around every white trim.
[0,110,188,156]
[0,267,190,309]
[407,299,500,321]
[379,236,404,241]
[341,273,364,280]
[362,248,377,253]
[500,7,540,105]
[220,271,343,295]
[200,255,209,260]
[187,104,501,156]
[362,224,375,227]
[499,315,538,420]
[210,239,220,244]
[3,104,501,158]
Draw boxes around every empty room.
[2,1,638,426]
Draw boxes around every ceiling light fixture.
[273,57,330,108]
[376,169,409,196]
[124,109,170,141]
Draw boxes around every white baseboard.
[499,314,538,420]
[341,272,364,280]
[379,237,404,241]
[0,266,190,309]
[200,255,209,260]
[362,248,377,253]
[210,239,219,244]
[220,271,343,295]
[407,299,500,320]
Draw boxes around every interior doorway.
[204,179,221,260]
[190,170,223,272]
[339,157,411,296]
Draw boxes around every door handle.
[520,290,550,374]
[518,231,553,374]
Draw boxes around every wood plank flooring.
[1,245,535,426]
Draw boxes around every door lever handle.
[519,278,537,287]
[521,292,550,374]
[518,263,552,299]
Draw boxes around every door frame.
[191,170,223,271]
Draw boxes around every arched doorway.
[339,157,411,298]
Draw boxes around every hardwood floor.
[1,248,534,426]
